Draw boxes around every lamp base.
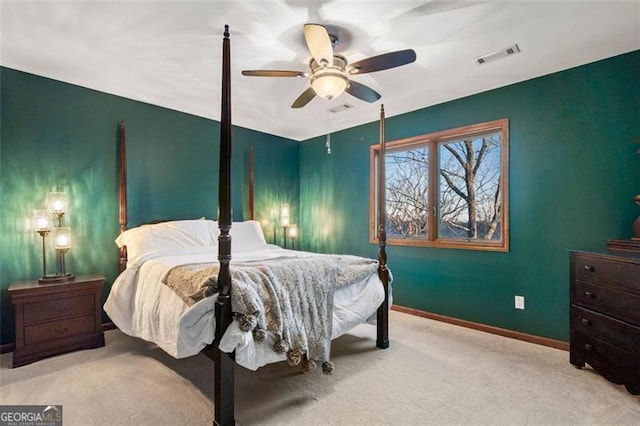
[38,273,75,285]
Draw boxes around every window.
[370,118,509,251]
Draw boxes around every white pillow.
[229,220,268,251]
[116,219,218,262]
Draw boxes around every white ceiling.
[1,1,639,141]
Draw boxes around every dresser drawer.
[573,253,640,291]
[570,251,640,395]
[573,280,640,325]
[571,305,640,354]
[571,331,639,385]
[23,294,95,324]
[24,314,97,345]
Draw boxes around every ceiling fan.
[242,24,417,108]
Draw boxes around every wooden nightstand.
[9,274,106,367]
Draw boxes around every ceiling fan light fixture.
[241,25,415,108]
[310,70,348,100]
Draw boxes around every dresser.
[9,275,106,367]
[569,250,640,395]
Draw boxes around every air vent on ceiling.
[328,103,354,113]
[474,44,521,66]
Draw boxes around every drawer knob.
[55,326,69,333]
[583,265,594,273]
[584,343,593,351]
[55,305,69,312]
[582,318,591,326]
[585,291,595,298]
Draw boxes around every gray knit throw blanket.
[163,255,378,373]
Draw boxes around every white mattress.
[104,245,386,370]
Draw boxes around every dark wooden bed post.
[249,147,254,220]
[376,105,390,349]
[213,25,235,426]
[119,120,128,273]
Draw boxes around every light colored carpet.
[1,310,638,425]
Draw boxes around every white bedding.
[104,244,386,370]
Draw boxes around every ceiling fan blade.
[347,49,417,75]
[303,23,334,67]
[291,87,317,109]
[242,70,306,77]
[345,80,381,103]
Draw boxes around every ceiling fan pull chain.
[325,118,332,155]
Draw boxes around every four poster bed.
[103,26,390,426]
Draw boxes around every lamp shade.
[33,209,51,232]
[280,203,290,226]
[311,70,348,100]
[288,224,298,239]
[47,192,68,215]
[54,227,72,250]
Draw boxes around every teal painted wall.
[0,67,299,344]
[2,51,638,347]
[299,51,640,342]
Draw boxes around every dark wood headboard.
[116,120,255,273]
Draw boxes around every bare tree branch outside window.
[370,119,509,252]
[386,147,429,238]
[438,134,502,241]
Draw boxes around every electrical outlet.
[515,295,525,310]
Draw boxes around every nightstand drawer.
[24,314,96,345]
[9,275,106,367]
[573,280,640,325]
[23,294,95,324]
